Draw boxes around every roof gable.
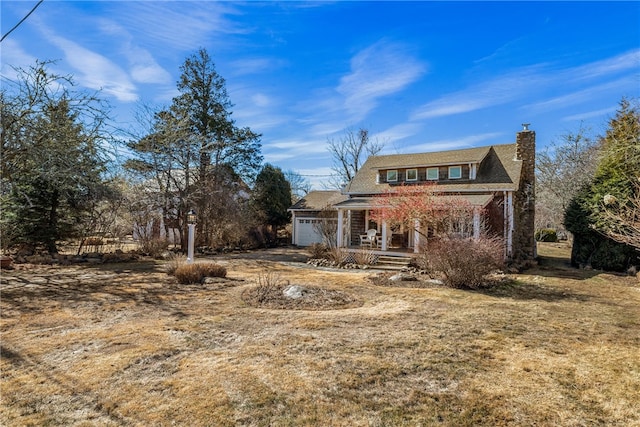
[344,143,522,194]
[366,145,491,170]
[289,190,348,211]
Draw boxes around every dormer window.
[426,167,439,180]
[387,170,398,182]
[406,169,418,181]
[448,166,462,179]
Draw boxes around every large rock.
[283,285,308,299]
[389,272,417,282]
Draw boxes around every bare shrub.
[174,264,204,284]
[139,238,169,258]
[352,248,377,266]
[173,262,227,284]
[327,247,349,265]
[307,243,329,259]
[312,208,339,248]
[198,262,227,278]
[419,236,504,289]
[255,270,285,303]
[165,254,187,276]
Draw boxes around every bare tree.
[312,207,340,249]
[284,170,312,203]
[327,127,383,188]
[536,125,601,231]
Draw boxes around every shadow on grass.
[0,260,227,317]
[0,342,134,425]
[475,279,591,302]
[531,254,600,281]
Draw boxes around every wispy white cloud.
[411,67,544,120]
[412,49,640,122]
[526,76,637,113]
[562,106,618,122]
[268,138,327,155]
[407,132,506,153]
[109,2,248,52]
[45,31,139,102]
[293,40,427,141]
[568,49,640,82]
[338,40,427,120]
[229,58,287,76]
[0,39,37,80]
[372,123,424,149]
[97,19,172,85]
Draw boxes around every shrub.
[566,191,638,271]
[352,248,377,266]
[165,254,187,275]
[307,242,329,259]
[139,238,169,258]
[173,262,227,284]
[535,228,558,242]
[419,236,504,289]
[327,247,349,265]
[198,262,227,278]
[255,269,284,303]
[174,264,203,284]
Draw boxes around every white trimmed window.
[426,167,439,180]
[448,166,462,179]
[406,168,418,181]
[387,170,398,182]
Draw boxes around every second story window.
[426,167,439,180]
[387,170,398,182]
[406,169,417,181]
[448,166,462,179]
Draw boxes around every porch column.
[347,210,352,248]
[414,219,420,253]
[506,192,513,257]
[473,208,481,239]
[381,221,388,251]
[291,211,296,244]
[337,209,344,247]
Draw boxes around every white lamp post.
[186,209,197,264]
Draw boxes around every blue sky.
[2,1,639,189]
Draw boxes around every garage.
[288,190,348,247]
[295,218,323,246]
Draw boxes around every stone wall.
[512,129,537,262]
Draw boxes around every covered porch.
[333,194,493,254]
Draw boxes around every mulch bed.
[241,284,361,310]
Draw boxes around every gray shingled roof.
[344,143,522,195]
[334,193,494,209]
[289,190,349,211]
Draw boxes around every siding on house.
[288,128,536,263]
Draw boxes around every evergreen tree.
[126,49,263,249]
[564,99,639,270]
[1,61,111,253]
[252,164,291,244]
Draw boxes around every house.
[289,126,536,262]
[288,190,349,246]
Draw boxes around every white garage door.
[296,218,323,246]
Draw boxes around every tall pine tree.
[1,61,110,253]
[565,99,640,270]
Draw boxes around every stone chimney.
[515,123,535,161]
[512,124,536,263]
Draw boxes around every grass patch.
[1,243,639,426]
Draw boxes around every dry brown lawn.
[1,243,639,426]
